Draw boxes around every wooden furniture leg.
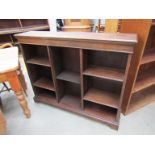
[0,110,6,135]
[8,71,31,118]
[17,63,28,96]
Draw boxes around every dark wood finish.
[0,19,49,47]
[56,79,82,110]
[20,19,48,27]
[33,77,55,91]
[60,95,81,110]
[80,49,85,109]
[19,44,56,105]
[120,19,155,115]
[22,45,50,67]
[84,101,117,125]
[0,34,13,45]
[0,19,21,30]
[0,25,49,35]
[15,31,137,54]
[84,88,119,109]
[83,65,124,82]
[0,19,49,35]
[15,31,137,130]
[83,49,128,69]
[47,46,59,101]
[116,54,132,121]
[57,71,80,84]
[26,57,50,67]
[34,91,57,104]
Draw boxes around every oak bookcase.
[120,19,155,115]
[15,31,137,130]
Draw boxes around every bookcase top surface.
[15,31,137,45]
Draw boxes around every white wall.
[48,19,57,31]
[48,19,105,32]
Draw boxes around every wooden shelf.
[140,49,155,65]
[83,65,124,82]
[60,95,81,110]
[84,88,119,109]
[133,68,155,93]
[33,77,55,91]
[57,70,80,84]
[128,86,155,114]
[84,101,117,124]
[27,57,50,67]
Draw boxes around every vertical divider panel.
[80,49,84,109]
[80,49,88,109]
[47,46,59,102]
[116,53,132,122]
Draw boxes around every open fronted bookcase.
[120,19,155,115]
[15,31,137,130]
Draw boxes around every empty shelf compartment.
[34,87,57,105]
[84,101,117,124]
[33,77,55,91]
[128,86,155,114]
[60,94,81,110]
[84,88,119,109]
[133,67,155,93]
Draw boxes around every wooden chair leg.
[15,91,31,118]
[8,71,31,118]
[18,63,27,96]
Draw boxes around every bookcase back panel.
[0,19,20,29]
[21,45,48,60]
[85,49,128,69]
[27,65,52,82]
[64,82,81,96]
[20,19,48,27]
[53,47,80,74]
[57,81,80,96]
